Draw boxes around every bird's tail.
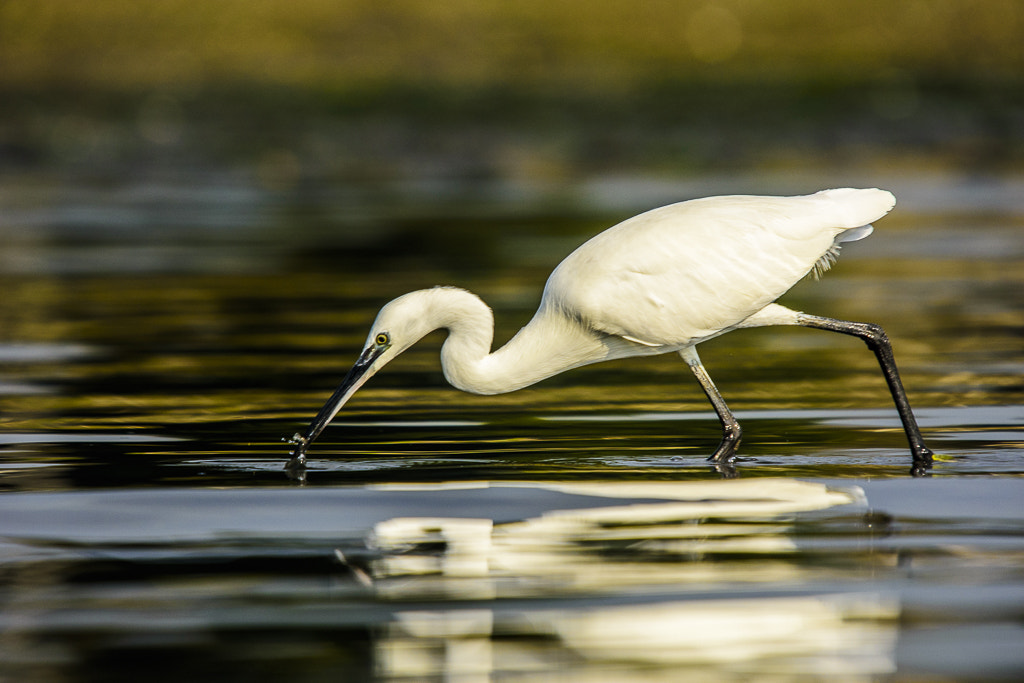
[815,187,896,229]
[807,188,894,279]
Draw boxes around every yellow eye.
[375,333,390,347]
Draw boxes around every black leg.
[796,314,933,476]
[680,348,743,463]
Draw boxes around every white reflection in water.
[366,479,862,589]
[346,479,896,679]
[382,594,897,680]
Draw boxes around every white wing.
[543,188,895,346]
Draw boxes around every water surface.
[0,171,1022,680]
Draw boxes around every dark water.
[1,170,1023,680]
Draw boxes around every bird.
[286,188,934,476]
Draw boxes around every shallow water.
[0,171,1023,680]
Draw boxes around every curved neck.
[429,290,610,395]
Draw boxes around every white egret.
[287,188,933,475]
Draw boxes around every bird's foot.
[706,449,736,464]
[910,446,934,478]
[705,426,742,464]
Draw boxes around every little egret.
[287,188,933,475]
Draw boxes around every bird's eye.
[375,332,390,347]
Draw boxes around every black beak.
[286,344,384,468]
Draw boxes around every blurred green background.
[1,0,1021,187]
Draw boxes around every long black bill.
[286,344,384,468]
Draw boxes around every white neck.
[422,288,612,395]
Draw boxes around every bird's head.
[286,290,454,463]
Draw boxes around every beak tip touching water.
[284,432,309,469]
[283,345,384,471]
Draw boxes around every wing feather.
[543,189,893,346]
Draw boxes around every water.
[1,170,1023,681]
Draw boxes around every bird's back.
[543,188,895,347]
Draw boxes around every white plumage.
[544,188,890,348]
[288,188,933,475]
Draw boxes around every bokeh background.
[3,0,1023,294]
[2,0,1021,207]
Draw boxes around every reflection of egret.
[364,479,865,587]
[380,595,898,679]
[351,480,898,680]
[288,189,933,474]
